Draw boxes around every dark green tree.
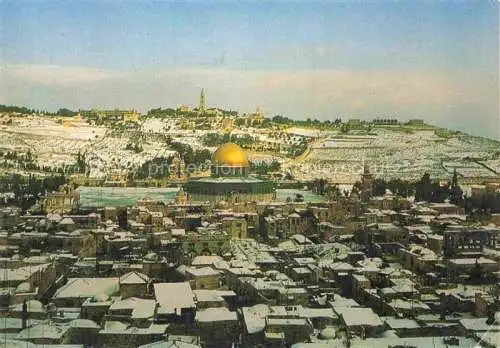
[449,169,464,205]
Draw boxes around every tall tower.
[361,164,374,201]
[199,88,206,115]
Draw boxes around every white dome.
[15,282,31,294]
[319,326,336,340]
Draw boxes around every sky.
[1,0,498,139]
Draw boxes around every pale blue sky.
[1,1,498,138]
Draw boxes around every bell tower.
[199,88,206,115]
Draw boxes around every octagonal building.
[185,142,275,203]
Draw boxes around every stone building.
[40,184,80,214]
[182,229,231,257]
[119,271,150,299]
[185,267,221,290]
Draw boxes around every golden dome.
[212,142,250,167]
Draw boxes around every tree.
[76,151,86,173]
[312,178,328,195]
[470,259,483,283]
[449,169,464,205]
[327,184,342,200]
[431,181,450,203]
[415,173,432,202]
[56,108,77,117]
[373,179,387,196]
[351,181,362,196]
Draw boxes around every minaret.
[361,164,374,201]
[199,88,206,115]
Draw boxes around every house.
[52,277,120,307]
[185,267,221,290]
[335,307,384,337]
[119,271,150,299]
[0,263,57,300]
[265,317,313,347]
[195,307,239,347]
[154,282,196,323]
[98,322,168,348]
[107,297,156,327]
[193,289,236,309]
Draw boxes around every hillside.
[0,111,498,185]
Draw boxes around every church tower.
[199,88,206,115]
[361,164,374,201]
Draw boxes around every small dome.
[319,326,336,340]
[92,293,109,302]
[59,217,75,225]
[212,142,250,167]
[15,282,31,293]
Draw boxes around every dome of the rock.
[212,143,250,167]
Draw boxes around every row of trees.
[415,171,463,204]
[133,156,176,180]
[125,143,143,153]
[146,107,177,118]
[373,178,415,197]
[311,171,465,203]
[0,105,80,117]
[76,152,86,173]
[251,160,281,176]
[272,115,343,128]
[201,132,257,148]
[0,105,40,114]
[287,139,309,157]
[311,169,500,218]
[1,150,40,171]
[169,141,212,170]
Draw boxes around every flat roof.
[292,267,312,274]
[53,277,119,299]
[337,307,384,327]
[384,317,421,329]
[351,336,479,348]
[154,282,196,310]
[193,289,236,303]
[241,304,269,334]
[191,255,223,266]
[267,318,308,326]
[195,308,238,323]
[185,267,220,277]
[0,264,51,282]
[449,257,497,265]
[109,297,156,319]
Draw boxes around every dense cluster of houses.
[0,184,498,347]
